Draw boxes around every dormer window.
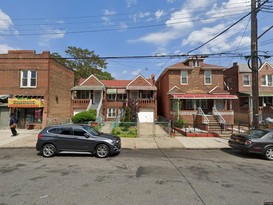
[193,59,200,67]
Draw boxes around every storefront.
[8,96,44,129]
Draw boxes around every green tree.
[51,46,114,83]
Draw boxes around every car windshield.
[82,126,100,136]
[245,129,268,138]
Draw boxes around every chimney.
[151,73,155,84]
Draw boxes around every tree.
[51,46,114,83]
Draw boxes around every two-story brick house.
[0,50,74,129]
[224,62,273,123]
[156,57,237,129]
[71,74,157,123]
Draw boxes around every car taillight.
[245,140,252,145]
[38,134,43,138]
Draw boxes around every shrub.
[112,127,122,135]
[71,110,96,124]
[175,118,184,128]
[128,127,137,135]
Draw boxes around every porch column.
[225,99,227,110]
[230,99,232,110]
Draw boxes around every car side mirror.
[84,133,91,138]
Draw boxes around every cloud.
[127,0,137,8]
[182,22,250,53]
[0,9,13,31]
[0,44,17,53]
[130,12,151,23]
[38,29,65,47]
[167,0,177,3]
[155,10,164,20]
[166,9,193,30]
[132,68,141,75]
[102,9,117,25]
[119,22,128,30]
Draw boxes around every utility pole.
[251,0,259,128]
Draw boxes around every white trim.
[80,74,104,86]
[204,70,212,85]
[208,86,218,94]
[20,70,37,88]
[180,70,188,85]
[126,74,152,88]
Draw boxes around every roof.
[101,80,130,87]
[237,64,252,72]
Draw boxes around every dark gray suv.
[36,124,121,158]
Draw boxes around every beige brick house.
[0,50,74,129]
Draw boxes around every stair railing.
[96,98,103,123]
[197,107,209,124]
[86,99,93,111]
[212,106,226,124]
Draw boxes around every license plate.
[235,139,240,143]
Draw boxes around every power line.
[186,0,270,55]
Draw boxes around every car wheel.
[95,144,109,158]
[264,147,273,160]
[42,144,56,158]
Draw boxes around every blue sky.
[0,0,272,79]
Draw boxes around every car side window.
[74,128,87,136]
[48,127,62,134]
[59,127,72,135]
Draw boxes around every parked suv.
[36,124,121,158]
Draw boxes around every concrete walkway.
[0,128,230,150]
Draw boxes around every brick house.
[156,57,237,130]
[224,62,273,124]
[71,74,157,123]
[0,50,74,129]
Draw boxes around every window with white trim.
[261,75,273,86]
[204,70,212,85]
[107,108,116,118]
[243,74,250,86]
[181,71,188,84]
[193,60,200,67]
[21,70,37,88]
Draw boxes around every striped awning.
[117,89,126,94]
[106,89,117,94]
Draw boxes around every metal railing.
[197,107,209,124]
[212,106,226,124]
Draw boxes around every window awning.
[0,94,11,100]
[172,93,238,99]
[106,89,117,94]
[239,92,273,97]
[117,89,126,94]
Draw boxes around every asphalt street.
[0,148,272,205]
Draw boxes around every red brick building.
[156,57,237,128]
[71,74,157,123]
[224,62,273,123]
[0,50,74,129]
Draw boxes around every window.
[261,75,273,86]
[243,75,250,86]
[74,129,87,136]
[107,108,116,118]
[118,94,127,100]
[76,90,91,99]
[21,70,37,88]
[59,127,72,135]
[181,71,188,84]
[141,91,152,99]
[204,70,212,85]
[107,94,116,101]
[186,100,193,109]
[193,60,200,67]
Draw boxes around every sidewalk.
[0,129,230,149]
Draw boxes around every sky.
[0,0,273,80]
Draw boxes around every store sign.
[8,98,44,108]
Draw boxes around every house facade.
[156,57,237,129]
[224,62,273,124]
[0,50,74,129]
[71,74,157,123]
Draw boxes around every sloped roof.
[101,80,130,87]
